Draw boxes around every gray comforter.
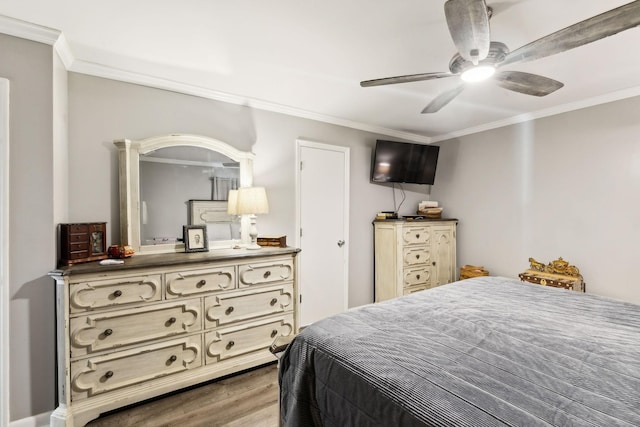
[279,277,640,426]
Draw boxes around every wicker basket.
[459,265,489,280]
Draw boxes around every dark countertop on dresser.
[50,246,300,277]
[373,218,458,223]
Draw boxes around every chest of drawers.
[49,247,299,427]
[374,219,457,302]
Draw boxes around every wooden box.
[519,257,585,292]
[59,222,108,266]
[257,235,287,248]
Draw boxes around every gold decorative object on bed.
[519,257,585,292]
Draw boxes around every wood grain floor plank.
[86,363,279,427]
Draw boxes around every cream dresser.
[374,219,457,302]
[49,247,299,427]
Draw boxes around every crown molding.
[429,84,640,143]
[0,13,431,143]
[53,33,74,69]
[68,58,432,144]
[0,14,60,45]
[5,13,638,145]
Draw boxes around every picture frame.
[183,225,208,253]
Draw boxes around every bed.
[278,276,640,426]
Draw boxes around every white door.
[296,140,349,327]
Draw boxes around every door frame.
[1,78,10,426]
[295,139,350,325]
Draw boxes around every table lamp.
[235,187,269,249]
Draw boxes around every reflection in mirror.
[139,146,240,245]
[188,200,241,243]
[115,134,255,254]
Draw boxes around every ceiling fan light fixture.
[460,65,495,83]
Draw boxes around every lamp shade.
[227,189,238,215]
[236,187,269,215]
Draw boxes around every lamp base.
[247,215,261,250]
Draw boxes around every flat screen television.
[370,140,439,185]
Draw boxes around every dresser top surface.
[50,246,300,277]
[373,218,458,224]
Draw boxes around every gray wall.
[1,34,57,421]
[67,72,432,312]
[432,95,640,304]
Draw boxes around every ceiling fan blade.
[421,85,465,113]
[502,1,640,66]
[494,71,564,96]
[360,72,454,87]
[444,0,491,63]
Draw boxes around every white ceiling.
[2,0,640,142]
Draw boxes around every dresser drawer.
[205,314,294,364]
[69,241,89,251]
[401,226,430,245]
[205,284,293,328]
[69,275,162,314]
[403,247,430,267]
[68,249,90,260]
[70,299,201,357]
[166,265,235,299]
[70,335,202,401]
[403,267,431,287]
[238,258,294,287]
[403,284,429,296]
[67,224,89,234]
[68,233,89,243]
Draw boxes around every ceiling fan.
[360,0,640,113]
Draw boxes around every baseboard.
[9,411,51,427]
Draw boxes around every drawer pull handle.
[103,328,113,337]
[416,254,420,259]
[270,298,278,306]
[271,329,278,338]
[197,279,206,288]
[226,341,235,349]
[263,271,271,279]
[225,306,235,315]
[105,371,114,379]
[432,261,436,266]
[416,274,421,280]
[168,317,177,324]
[169,355,177,362]
[416,234,420,239]
[113,290,122,298]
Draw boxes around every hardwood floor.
[86,362,279,427]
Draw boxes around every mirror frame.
[114,134,255,254]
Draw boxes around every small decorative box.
[257,235,287,248]
[58,222,108,266]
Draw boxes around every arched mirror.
[115,134,254,254]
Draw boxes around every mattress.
[279,277,640,426]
